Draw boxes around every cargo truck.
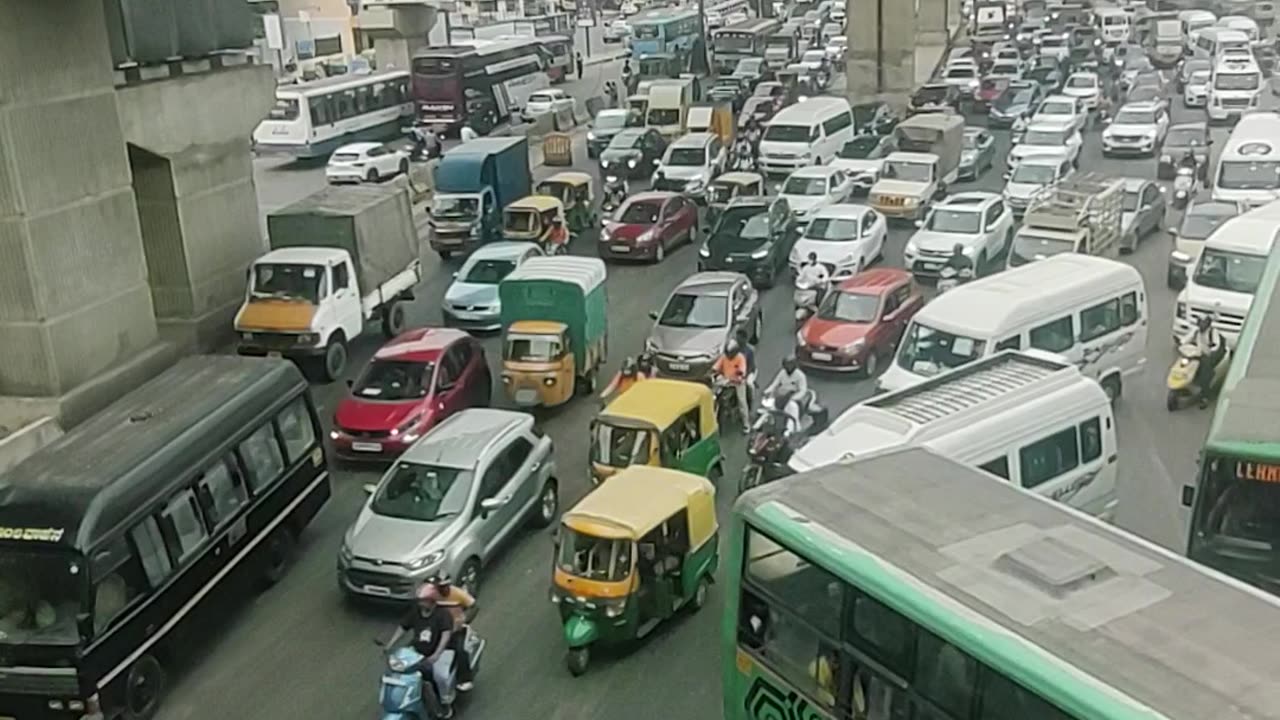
[1008,173,1123,268]
[236,183,422,382]
[429,136,532,258]
[869,113,964,221]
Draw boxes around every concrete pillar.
[116,64,275,352]
[0,0,170,426]
[918,0,949,46]
[358,4,437,71]
[845,0,916,106]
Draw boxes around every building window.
[314,35,344,58]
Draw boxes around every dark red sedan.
[330,328,491,459]
[598,191,698,263]
[796,268,923,377]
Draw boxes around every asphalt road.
[161,70,1243,719]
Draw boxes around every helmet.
[953,242,965,255]
[622,357,639,377]
[1197,314,1213,331]
[431,574,453,594]
[725,340,741,356]
[416,582,442,605]
[782,356,798,373]
[807,252,818,263]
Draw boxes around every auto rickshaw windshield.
[505,209,539,233]
[539,183,573,204]
[590,421,652,466]
[505,333,563,362]
[557,528,633,581]
[707,184,735,204]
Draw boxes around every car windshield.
[1041,35,1066,47]
[1197,456,1280,549]
[1122,190,1143,212]
[1127,87,1161,103]
[805,217,860,240]
[252,263,323,303]
[620,200,662,224]
[1183,61,1211,78]
[1166,127,1208,147]
[505,333,562,362]
[463,258,517,284]
[896,321,987,375]
[1193,247,1267,293]
[1010,232,1076,266]
[431,195,479,219]
[1218,160,1280,190]
[1179,208,1235,240]
[996,88,1035,109]
[595,111,629,130]
[990,63,1019,76]
[714,206,769,238]
[927,208,982,233]
[331,151,362,163]
[556,526,633,582]
[962,133,984,150]
[1024,127,1066,145]
[783,176,829,195]
[946,67,976,79]
[370,463,471,522]
[818,291,880,323]
[1039,101,1072,115]
[352,359,432,401]
[1189,70,1212,85]
[738,214,773,241]
[1215,72,1260,90]
[763,124,813,143]
[916,85,949,102]
[659,292,728,328]
[666,147,706,166]
[1011,163,1056,183]
[838,137,881,159]
[882,161,932,182]
[649,108,681,126]
[1066,75,1095,88]
[0,549,82,645]
[803,51,825,63]
[1115,108,1156,124]
[607,133,645,150]
[738,58,764,72]
[1027,67,1056,83]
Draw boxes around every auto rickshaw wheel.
[691,577,710,613]
[567,647,590,676]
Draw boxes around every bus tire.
[123,654,166,720]
[259,526,297,587]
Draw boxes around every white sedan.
[522,89,576,121]
[1061,71,1102,109]
[789,205,887,279]
[325,142,409,184]
[1030,95,1088,134]
[778,166,856,227]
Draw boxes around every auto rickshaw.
[552,466,719,675]
[503,195,569,254]
[537,172,597,234]
[589,379,722,484]
[705,172,765,228]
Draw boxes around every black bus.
[0,356,331,719]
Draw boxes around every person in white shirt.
[460,123,479,143]
[766,357,809,409]
[796,253,830,287]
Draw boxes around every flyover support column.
[0,0,168,427]
[116,64,276,352]
[918,0,949,46]
[845,0,916,106]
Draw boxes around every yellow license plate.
[880,197,905,206]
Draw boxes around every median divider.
[552,105,577,131]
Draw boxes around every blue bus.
[628,7,701,57]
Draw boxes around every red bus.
[411,38,551,132]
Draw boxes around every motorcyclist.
[637,351,657,379]
[766,357,809,415]
[388,583,455,718]
[712,340,751,430]
[945,242,974,274]
[797,252,831,287]
[546,217,570,254]
[1179,148,1199,174]
[1183,314,1226,407]
[604,174,628,208]
[601,356,643,400]
[733,135,754,169]
[432,575,477,692]
[771,385,803,441]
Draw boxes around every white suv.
[1102,101,1169,157]
[903,192,1015,276]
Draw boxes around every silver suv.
[338,408,558,599]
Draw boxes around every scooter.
[741,411,791,495]
[711,374,754,433]
[602,175,628,214]
[377,629,485,720]
[793,277,829,324]
[1172,166,1197,210]
[1167,341,1230,411]
[936,265,974,295]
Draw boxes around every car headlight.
[339,539,354,563]
[639,228,657,243]
[796,330,806,345]
[408,549,445,570]
[601,226,612,241]
[1143,131,1156,141]
[389,414,422,439]
[645,338,658,353]
[588,131,597,141]
[1176,301,1187,319]
[750,246,770,259]
[904,241,918,256]
[844,339,865,352]
[628,159,638,168]
[962,245,977,256]
[699,246,710,257]
[685,179,704,192]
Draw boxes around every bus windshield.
[1218,160,1280,189]
[1215,73,1260,90]
[716,32,756,52]
[1197,457,1280,549]
[0,548,83,645]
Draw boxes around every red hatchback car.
[796,268,923,376]
[598,191,698,263]
[331,328,491,459]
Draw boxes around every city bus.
[0,356,330,719]
[629,7,702,57]
[1183,240,1280,593]
[726,445,1280,720]
[713,17,781,74]
[455,13,576,82]
[411,38,551,133]
[252,69,412,159]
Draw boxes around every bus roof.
[630,6,699,24]
[277,69,409,98]
[0,357,308,552]
[414,37,542,59]
[715,17,780,35]
[1219,112,1280,160]
[738,446,1280,720]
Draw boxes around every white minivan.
[757,96,856,176]
[1173,199,1280,346]
[1212,112,1280,208]
[878,253,1148,400]
[1192,27,1251,60]
[793,350,1119,519]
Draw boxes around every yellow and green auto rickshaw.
[537,172,597,234]
[705,171,766,228]
[502,195,568,252]
[589,379,722,484]
[552,466,719,675]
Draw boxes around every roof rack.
[866,352,1068,425]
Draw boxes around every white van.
[793,350,1118,519]
[1172,199,1280,346]
[1095,7,1131,45]
[1208,55,1262,121]
[1193,27,1251,59]
[878,253,1148,400]
[1216,15,1260,44]
[1212,112,1280,208]
[757,96,856,176]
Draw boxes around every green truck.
[498,256,608,407]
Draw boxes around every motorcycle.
[936,264,974,294]
[712,375,753,433]
[377,629,486,720]
[741,411,792,495]
[1172,166,1197,210]
[793,276,829,324]
[731,145,756,172]
[602,175,628,214]
[1167,341,1230,411]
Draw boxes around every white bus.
[792,350,1119,518]
[1207,54,1262,121]
[253,70,413,159]
[1212,112,1280,207]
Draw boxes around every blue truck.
[428,136,532,258]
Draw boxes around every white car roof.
[333,142,380,154]
[810,204,873,220]
[787,165,844,179]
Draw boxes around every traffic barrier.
[552,105,576,132]
[521,111,556,139]
[542,132,573,166]
[584,96,606,121]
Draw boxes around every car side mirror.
[649,310,659,319]
[451,271,458,279]
[1003,171,1011,180]
[480,496,506,514]
[362,483,377,495]
[1181,484,1195,507]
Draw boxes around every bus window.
[91,538,145,635]
[199,458,248,527]
[159,490,208,564]
[269,98,299,121]
[277,396,318,463]
[130,517,173,587]
[239,423,286,493]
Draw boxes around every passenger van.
[646,81,693,139]
[757,96,856,176]
[1181,9,1217,53]
[1172,199,1280,346]
[793,350,1118,518]
[1216,14,1260,44]
[1208,54,1262,121]
[1094,7,1131,45]
[1212,111,1280,207]
[878,253,1148,400]
[1192,27,1251,59]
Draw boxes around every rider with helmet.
[432,575,477,692]
[1184,314,1226,407]
[637,351,657,379]
[712,340,751,430]
[388,583,456,718]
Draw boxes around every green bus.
[1183,240,1280,590]
[724,445,1280,720]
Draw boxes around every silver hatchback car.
[338,408,558,600]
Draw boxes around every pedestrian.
[460,122,478,143]
[575,51,584,79]
[622,59,633,91]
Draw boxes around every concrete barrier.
[552,105,577,132]
[0,417,64,474]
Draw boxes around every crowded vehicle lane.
[161,77,1227,720]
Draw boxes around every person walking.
[575,51,585,79]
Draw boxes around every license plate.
[267,351,282,359]
[811,352,833,361]
[363,585,392,596]
[881,197,904,206]
[669,362,690,371]
[515,389,539,404]
[611,244,631,253]
[351,442,383,453]
[920,262,941,271]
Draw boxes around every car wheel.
[977,251,988,277]
[751,312,761,344]
[1101,374,1122,404]
[654,241,666,263]
[531,479,558,528]
[459,558,481,597]
[862,350,879,378]
[366,168,379,183]
[398,158,409,176]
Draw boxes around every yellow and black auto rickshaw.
[589,379,722,484]
[552,466,719,675]
[537,172,597,234]
[503,195,569,254]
